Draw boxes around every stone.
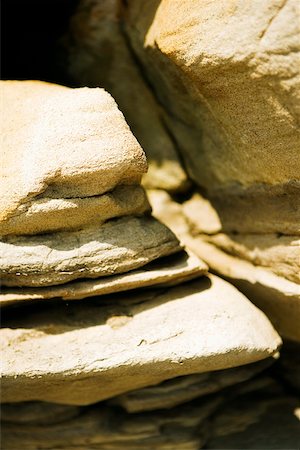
[110,358,274,413]
[0,275,281,405]
[0,216,181,287]
[207,393,300,449]
[203,233,300,284]
[125,0,300,192]
[148,190,300,343]
[124,1,300,347]
[0,184,150,236]
[0,250,207,306]
[63,0,189,193]
[1,398,221,450]
[0,80,147,235]
[184,237,300,343]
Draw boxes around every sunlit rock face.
[1,0,299,448]
[122,0,300,342]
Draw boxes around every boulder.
[124,0,300,193]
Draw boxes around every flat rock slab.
[110,358,273,413]
[1,275,281,405]
[1,397,221,450]
[0,216,180,287]
[0,80,147,235]
[0,251,206,306]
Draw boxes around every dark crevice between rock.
[1,0,79,85]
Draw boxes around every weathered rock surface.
[1,398,221,450]
[0,251,206,306]
[0,184,151,236]
[125,0,300,192]
[123,1,300,346]
[149,190,300,343]
[0,80,147,235]
[64,0,189,193]
[0,275,281,405]
[0,216,181,287]
[110,358,273,413]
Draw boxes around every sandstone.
[0,216,181,287]
[184,237,300,343]
[64,0,189,193]
[1,398,220,450]
[148,190,300,343]
[0,275,281,405]
[0,80,147,234]
[0,250,206,306]
[0,185,150,236]
[204,233,300,284]
[125,0,300,191]
[110,358,273,413]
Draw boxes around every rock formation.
[1,0,299,448]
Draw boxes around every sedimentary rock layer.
[1,275,281,405]
[0,216,180,287]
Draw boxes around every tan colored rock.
[64,0,189,193]
[148,191,300,343]
[184,237,300,343]
[110,358,273,413]
[0,250,206,306]
[125,0,300,191]
[0,80,147,235]
[1,398,221,450]
[204,233,300,284]
[0,216,180,287]
[0,185,150,236]
[1,275,281,405]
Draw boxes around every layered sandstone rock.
[149,190,300,343]
[1,275,281,405]
[123,0,300,343]
[63,0,189,193]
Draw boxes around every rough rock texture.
[0,275,281,405]
[123,0,300,344]
[0,216,181,287]
[1,398,221,450]
[0,251,206,305]
[125,0,300,191]
[0,80,147,235]
[110,358,273,413]
[149,190,300,343]
[64,0,189,193]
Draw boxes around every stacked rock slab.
[121,0,300,343]
[0,80,205,299]
[0,80,284,448]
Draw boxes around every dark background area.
[1,0,79,83]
